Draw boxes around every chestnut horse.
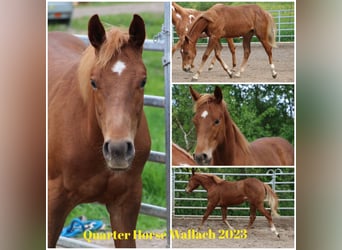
[172,2,237,71]
[181,4,277,81]
[185,170,280,237]
[48,15,151,247]
[190,86,294,166]
[172,142,196,166]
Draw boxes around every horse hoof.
[191,77,198,82]
[272,73,277,79]
[277,234,280,239]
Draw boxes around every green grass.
[49,8,167,233]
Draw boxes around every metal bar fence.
[172,9,295,44]
[173,168,295,217]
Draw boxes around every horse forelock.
[193,94,227,113]
[78,28,129,102]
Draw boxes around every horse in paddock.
[172,2,237,71]
[185,170,280,237]
[48,14,151,247]
[190,86,294,166]
[181,4,278,81]
[172,142,196,166]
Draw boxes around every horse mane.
[196,173,225,184]
[194,93,251,155]
[172,143,195,165]
[186,15,209,42]
[78,28,129,102]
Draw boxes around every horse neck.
[213,110,250,165]
[187,16,208,42]
[195,175,216,191]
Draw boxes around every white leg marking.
[224,219,234,230]
[112,60,126,75]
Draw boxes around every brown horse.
[172,2,237,71]
[172,142,196,166]
[181,4,277,81]
[185,170,280,237]
[190,86,294,166]
[48,14,151,247]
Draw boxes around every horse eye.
[214,119,220,125]
[140,78,147,88]
[90,79,97,90]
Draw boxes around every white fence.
[173,168,295,217]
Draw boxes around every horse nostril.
[202,153,208,160]
[103,141,110,157]
[126,141,133,155]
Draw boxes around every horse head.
[185,169,200,193]
[190,86,227,165]
[85,14,146,170]
[180,36,196,72]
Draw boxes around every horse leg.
[48,182,75,247]
[172,37,183,56]
[235,31,253,77]
[227,38,237,71]
[208,55,216,71]
[211,39,233,78]
[257,203,280,238]
[106,185,142,247]
[191,38,217,81]
[258,38,277,78]
[198,202,216,231]
[248,204,257,229]
[221,207,234,230]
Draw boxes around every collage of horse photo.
[47,1,295,249]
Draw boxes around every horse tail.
[266,12,277,48]
[264,183,280,217]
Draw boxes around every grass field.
[48,7,167,233]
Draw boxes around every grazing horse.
[181,4,278,81]
[48,14,151,248]
[172,2,237,71]
[185,170,280,237]
[172,142,196,166]
[190,86,294,166]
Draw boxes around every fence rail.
[173,168,295,217]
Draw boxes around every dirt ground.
[172,216,294,248]
[172,43,294,83]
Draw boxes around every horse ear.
[88,14,106,52]
[189,86,201,101]
[129,14,146,48]
[214,86,223,103]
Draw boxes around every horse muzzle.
[182,65,192,73]
[193,153,211,166]
[102,139,135,170]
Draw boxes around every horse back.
[250,137,294,165]
[204,4,271,37]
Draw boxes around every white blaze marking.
[201,110,209,118]
[112,60,126,75]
